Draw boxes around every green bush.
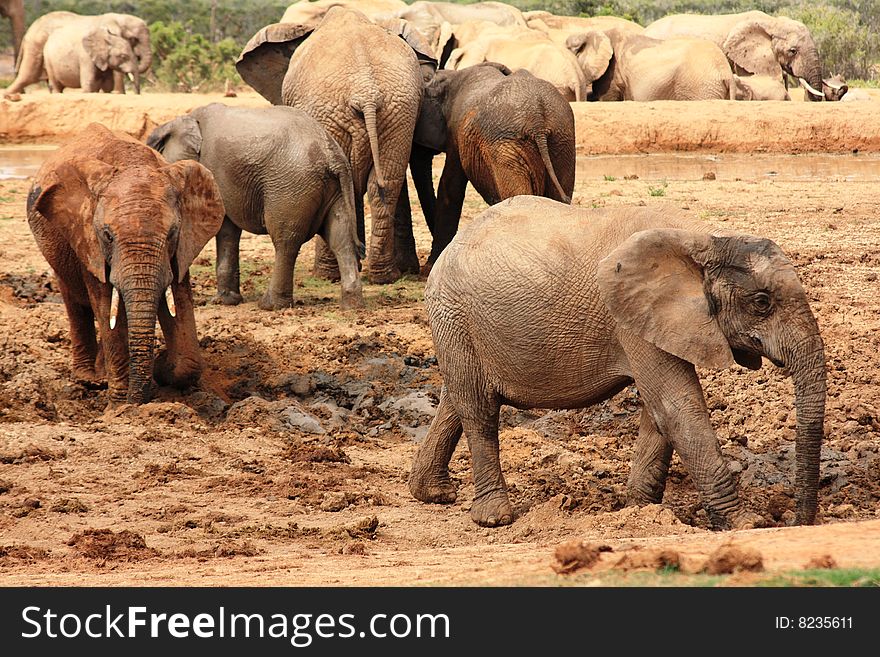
[149,20,240,92]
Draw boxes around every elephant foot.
[409,469,458,505]
[212,290,243,306]
[258,293,294,311]
[728,508,764,531]
[368,266,402,285]
[624,485,665,507]
[395,253,421,277]
[4,92,21,102]
[471,489,514,527]
[340,289,365,310]
[154,349,201,389]
[71,366,106,390]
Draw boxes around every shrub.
[149,20,240,92]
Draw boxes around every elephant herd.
[22,1,830,533]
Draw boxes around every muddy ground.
[0,93,879,585]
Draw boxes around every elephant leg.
[213,216,243,306]
[366,169,404,285]
[619,332,754,529]
[259,231,304,311]
[312,237,341,282]
[393,175,420,276]
[85,279,129,404]
[58,278,101,387]
[321,200,364,310]
[410,145,437,236]
[626,407,673,506]
[155,274,203,389]
[426,153,468,269]
[409,385,462,504]
[112,70,125,94]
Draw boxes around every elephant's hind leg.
[626,407,673,506]
[409,385,463,504]
[213,217,244,306]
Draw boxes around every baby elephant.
[148,104,364,310]
[27,123,225,404]
[411,197,826,530]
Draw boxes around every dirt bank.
[2,88,880,153]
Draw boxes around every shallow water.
[2,146,880,183]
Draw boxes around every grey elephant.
[4,11,151,97]
[411,64,575,267]
[43,23,139,93]
[148,104,364,311]
[644,11,826,101]
[410,196,825,530]
[236,7,425,284]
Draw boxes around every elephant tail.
[360,99,387,206]
[536,133,571,204]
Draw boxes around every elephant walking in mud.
[149,104,365,311]
[236,7,425,284]
[410,197,825,530]
[27,124,224,405]
[411,64,575,267]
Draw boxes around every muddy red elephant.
[27,124,224,405]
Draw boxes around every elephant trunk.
[782,329,826,524]
[793,55,823,101]
[136,40,152,75]
[10,8,25,64]
[132,67,141,95]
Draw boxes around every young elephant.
[412,64,575,267]
[733,74,790,100]
[411,197,825,530]
[43,23,140,93]
[27,123,224,405]
[148,104,364,310]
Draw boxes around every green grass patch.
[648,180,668,197]
[756,569,880,588]
[603,175,617,181]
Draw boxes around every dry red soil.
[0,91,878,585]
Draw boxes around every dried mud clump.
[50,497,89,513]
[614,548,682,572]
[283,441,350,464]
[804,554,838,570]
[65,529,157,561]
[0,545,50,561]
[703,544,764,575]
[551,540,613,574]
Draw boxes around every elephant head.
[565,30,618,101]
[147,114,203,163]
[822,74,848,102]
[28,138,223,404]
[597,229,826,525]
[83,26,141,93]
[104,13,152,75]
[722,15,824,101]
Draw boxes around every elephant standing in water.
[644,11,826,100]
[411,197,825,529]
[412,64,575,267]
[237,7,424,284]
[27,124,224,405]
[149,104,365,311]
[4,11,151,96]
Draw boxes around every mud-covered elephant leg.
[394,177,421,276]
[321,199,365,310]
[409,385,463,504]
[155,274,202,389]
[626,407,674,505]
[57,277,101,387]
[213,217,244,305]
[85,278,130,404]
[366,170,404,284]
[426,153,468,268]
[259,231,303,311]
[619,332,759,529]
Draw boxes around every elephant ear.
[28,161,117,283]
[83,27,111,71]
[236,23,314,105]
[436,20,455,66]
[163,160,225,282]
[147,115,202,162]
[722,19,779,77]
[732,74,753,100]
[377,17,439,80]
[566,31,613,82]
[596,228,736,369]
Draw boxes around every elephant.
[148,103,365,311]
[280,0,406,25]
[733,74,790,101]
[567,29,735,101]
[840,88,871,102]
[27,123,225,405]
[644,11,825,101]
[236,7,425,284]
[411,64,575,267]
[525,11,643,47]
[4,11,151,97]
[822,74,848,102]
[410,196,826,529]
[43,23,140,93]
[1,0,24,63]
[444,21,588,102]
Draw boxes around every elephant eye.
[751,291,772,314]
[789,47,798,55]
[102,225,114,243]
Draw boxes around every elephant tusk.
[798,77,824,97]
[109,287,119,330]
[127,72,135,82]
[165,286,176,318]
